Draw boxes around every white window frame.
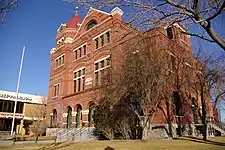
[53,83,60,97]
[73,43,88,61]
[73,67,86,93]
[55,54,65,68]
[93,29,111,50]
[94,56,111,86]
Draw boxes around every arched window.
[67,106,72,129]
[75,104,82,128]
[86,20,97,31]
[88,103,95,127]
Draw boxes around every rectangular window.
[100,35,104,46]
[53,84,59,97]
[78,78,81,92]
[95,38,99,49]
[56,60,58,67]
[94,56,111,86]
[82,68,85,75]
[101,69,105,84]
[56,55,65,68]
[77,49,80,58]
[62,55,64,64]
[78,70,81,76]
[95,63,98,71]
[74,72,77,78]
[82,76,85,90]
[57,84,59,96]
[73,80,76,93]
[83,45,86,55]
[16,102,24,113]
[59,57,61,66]
[73,68,85,93]
[75,50,78,59]
[54,85,57,96]
[79,48,82,57]
[95,72,98,86]
[100,60,104,68]
[0,101,2,112]
[166,27,173,39]
[106,31,110,43]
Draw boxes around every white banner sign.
[0,90,47,104]
[0,112,24,119]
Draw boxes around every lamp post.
[10,46,25,135]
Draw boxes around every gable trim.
[73,7,112,40]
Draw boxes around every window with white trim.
[166,27,173,39]
[93,30,111,50]
[168,54,175,72]
[56,55,64,68]
[53,83,60,97]
[74,43,87,60]
[94,56,111,86]
[73,67,86,93]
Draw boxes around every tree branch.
[165,0,195,14]
[200,21,225,50]
[206,0,225,21]
[181,31,214,42]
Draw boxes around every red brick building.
[47,7,214,135]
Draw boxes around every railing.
[56,127,95,142]
[208,122,225,135]
[46,128,65,136]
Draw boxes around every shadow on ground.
[177,136,225,146]
[105,146,114,150]
[38,142,74,150]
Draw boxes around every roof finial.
[75,6,79,15]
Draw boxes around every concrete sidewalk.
[0,140,55,147]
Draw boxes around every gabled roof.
[73,7,113,39]
[86,7,111,17]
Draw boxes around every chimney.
[110,7,124,20]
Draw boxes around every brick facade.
[47,7,214,129]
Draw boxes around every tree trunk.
[166,102,173,138]
[142,125,149,140]
[140,116,150,140]
[35,135,39,143]
[201,86,208,141]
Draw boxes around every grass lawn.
[0,137,224,150]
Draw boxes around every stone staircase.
[46,127,96,142]
[208,123,225,136]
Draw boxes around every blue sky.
[0,0,224,101]
[0,0,83,96]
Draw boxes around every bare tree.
[71,0,225,51]
[93,33,173,140]
[0,0,18,24]
[29,98,48,143]
[190,51,225,140]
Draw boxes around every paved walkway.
[0,140,55,147]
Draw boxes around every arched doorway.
[67,106,72,128]
[75,104,82,128]
[52,109,57,128]
[88,103,95,127]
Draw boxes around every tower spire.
[75,6,79,15]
